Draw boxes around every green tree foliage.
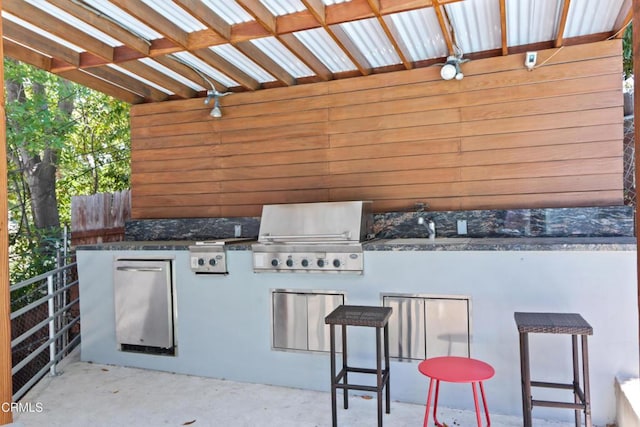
[623,24,633,78]
[5,59,130,287]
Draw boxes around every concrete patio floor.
[12,349,577,427]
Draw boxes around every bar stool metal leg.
[330,324,337,427]
[384,323,390,414]
[572,335,580,427]
[376,327,383,427]
[342,324,348,410]
[582,335,592,427]
[519,332,532,427]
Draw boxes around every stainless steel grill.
[252,201,373,274]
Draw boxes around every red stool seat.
[418,356,494,427]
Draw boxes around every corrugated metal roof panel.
[251,37,315,78]
[260,0,306,16]
[563,0,625,38]
[108,63,173,95]
[384,8,448,62]
[3,12,85,52]
[445,0,502,54]
[294,28,357,73]
[323,0,352,5]
[83,0,162,40]
[25,0,124,47]
[139,58,206,91]
[202,0,254,24]
[210,44,276,83]
[142,0,207,32]
[506,0,562,46]
[172,52,239,88]
[336,18,401,68]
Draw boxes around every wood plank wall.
[130,40,624,218]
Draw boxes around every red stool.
[418,356,494,427]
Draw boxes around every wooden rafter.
[555,0,571,48]
[432,0,455,55]
[300,0,371,75]
[614,0,633,39]
[192,48,260,91]
[499,0,508,55]
[47,0,150,55]
[236,0,329,84]
[3,18,80,67]
[87,65,169,102]
[0,0,629,104]
[108,0,188,48]
[153,55,228,93]
[3,0,113,61]
[117,60,197,99]
[366,0,413,69]
[59,68,145,104]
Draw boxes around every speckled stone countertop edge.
[75,237,637,252]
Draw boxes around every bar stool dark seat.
[325,305,392,427]
[514,312,593,427]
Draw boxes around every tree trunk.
[5,72,74,231]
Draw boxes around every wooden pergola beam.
[633,0,640,377]
[0,0,12,422]
[499,0,508,55]
[554,0,571,48]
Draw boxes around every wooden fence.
[70,190,131,246]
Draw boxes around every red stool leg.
[479,381,491,426]
[472,382,482,426]
[433,380,444,427]
[423,378,435,427]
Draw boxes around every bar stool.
[514,312,593,427]
[418,356,494,427]
[325,305,392,427]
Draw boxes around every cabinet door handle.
[116,267,163,272]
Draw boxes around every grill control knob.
[271,259,279,267]
[301,259,309,267]
[333,259,341,268]
[208,258,217,266]
[197,258,205,266]
[317,259,325,268]
[286,259,294,267]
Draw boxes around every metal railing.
[10,258,80,401]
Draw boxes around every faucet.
[418,217,436,239]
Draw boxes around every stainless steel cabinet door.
[384,296,426,361]
[272,291,344,352]
[114,260,173,349]
[272,292,307,350]
[384,295,470,361]
[425,298,470,358]
[307,294,343,352]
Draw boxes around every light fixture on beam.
[204,89,229,118]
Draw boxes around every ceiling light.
[440,63,458,80]
[440,56,464,81]
[210,98,222,118]
[204,89,229,119]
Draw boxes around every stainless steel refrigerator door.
[113,260,173,349]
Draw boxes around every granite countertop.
[76,237,636,251]
[364,237,636,251]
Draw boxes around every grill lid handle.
[261,232,352,241]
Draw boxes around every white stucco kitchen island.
[76,238,638,426]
